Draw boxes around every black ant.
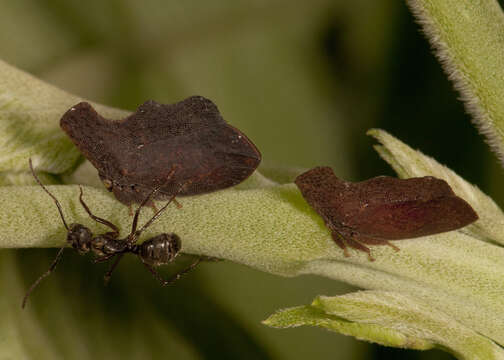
[22,159,204,308]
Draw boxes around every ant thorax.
[91,235,129,257]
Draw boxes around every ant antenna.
[29,158,69,230]
[23,159,69,308]
[21,247,65,309]
[132,190,180,242]
[128,166,178,242]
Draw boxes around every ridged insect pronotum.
[60,96,261,206]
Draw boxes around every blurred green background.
[2,0,503,359]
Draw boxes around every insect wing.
[295,166,478,243]
[345,196,478,241]
[61,96,261,204]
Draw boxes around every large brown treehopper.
[295,166,478,260]
[60,96,261,205]
[23,159,205,309]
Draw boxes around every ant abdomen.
[137,233,181,266]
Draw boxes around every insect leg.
[79,185,119,238]
[386,242,400,252]
[102,253,124,285]
[199,256,223,262]
[98,190,160,282]
[129,167,178,244]
[93,253,117,264]
[353,234,401,252]
[129,186,160,240]
[343,237,375,261]
[22,247,65,309]
[142,257,202,286]
[329,230,350,257]
[130,192,179,244]
[130,183,191,246]
[101,181,177,283]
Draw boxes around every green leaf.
[4,151,504,349]
[406,0,504,164]
[0,59,129,173]
[0,169,59,186]
[264,291,504,360]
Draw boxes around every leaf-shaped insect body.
[295,166,478,260]
[60,96,262,205]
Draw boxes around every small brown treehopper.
[60,96,261,205]
[295,166,478,261]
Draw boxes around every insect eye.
[102,179,113,190]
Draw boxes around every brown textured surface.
[295,166,478,259]
[60,96,261,205]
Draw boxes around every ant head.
[67,223,93,254]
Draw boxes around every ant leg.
[104,168,181,277]
[129,181,174,243]
[22,247,65,309]
[130,192,180,244]
[93,253,117,264]
[103,253,124,285]
[131,180,193,245]
[128,167,183,245]
[99,184,170,283]
[79,186,119,238]
[142,257,202,286]
[200,256,224,262]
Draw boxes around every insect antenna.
[22,247,65,309]
[29,158,69,230]
[101,184,166,284]
[79,185,119,236]
[128,184,165,244]
[142,257,202,286]
[128,165,178,243]
[23,159,70,308]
